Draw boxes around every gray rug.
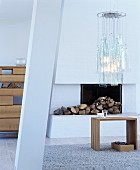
[43,143,140,170]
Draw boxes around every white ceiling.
[0,0,33,22]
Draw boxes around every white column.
[14,0,63,170]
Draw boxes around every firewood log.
[85,106,90,114]
[114,102,121,106]
[111,109,120,114]
[106,96,111,101]
[79,110,86,115]
[90,108,100,114]
[79,104,87,110]
[112,106,119,110]
[90,104,96,109]
[108,99,115,107]
[96,104,103,110]
[113,109,120,114]
[97,96,107,101]
[75,107,79,114]
[61,106,67,112]
[70,107,77,114]
[64,110,72,115]
[102,104,108,109]
[106,100,110,105]
[54,108,63,115]
[108,108,113,113]
[100,100,106,105]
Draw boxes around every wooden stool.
[91,117,138,151]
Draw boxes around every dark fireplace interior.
[81,84,122,113]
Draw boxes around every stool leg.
[91,119,100,151]
[126,120,137,149]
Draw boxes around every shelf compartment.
[13,68,26,75]
[0,118,19,132]
[0,89,23,96]
[0,75,25,82]
[0,66,25,70]
[0,105,21,118]
[0,96,13,106]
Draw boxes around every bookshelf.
[0,66,25,131]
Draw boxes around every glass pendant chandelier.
[97,11,127,84]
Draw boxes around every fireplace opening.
[53,84,122,115]
[81,84,122,114]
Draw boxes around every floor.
[0,134,139,170]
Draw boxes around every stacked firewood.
[54,96,121,115]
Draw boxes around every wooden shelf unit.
[0,66,25,132]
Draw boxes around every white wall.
[0,21,31,65]
[136,2,140,114]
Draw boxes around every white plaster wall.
[51,84,80,113]
[55,0,139,84]
[0,21,31,65]
[0,21,31,104]
[122,85,136,113]
[55,0,98,84]
[136,3,140,114]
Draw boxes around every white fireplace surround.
[50,84,136,113]
[47,84,139,138]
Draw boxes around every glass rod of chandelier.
[97,11,127,84]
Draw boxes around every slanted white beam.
[14,0,63,169]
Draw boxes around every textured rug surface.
[43,143,140,170]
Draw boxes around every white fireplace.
[47,84,139,138]
[50,84,136,114]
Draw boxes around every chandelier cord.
[106,0,119,12]
[110,0,111,11]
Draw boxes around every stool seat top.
[91,117,137,121]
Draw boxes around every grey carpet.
[43,142,140,170]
